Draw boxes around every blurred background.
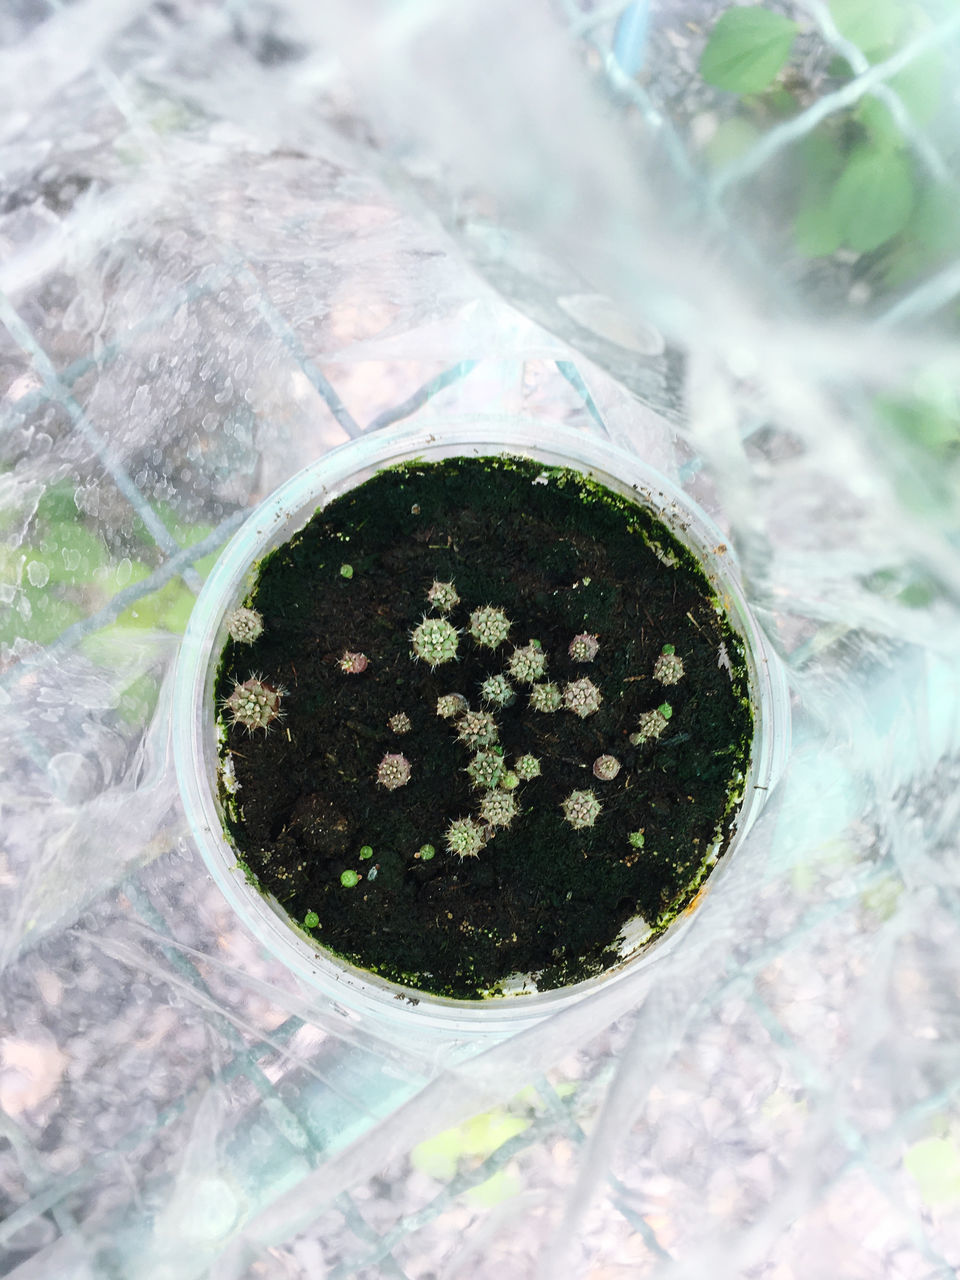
[2,1,960,1276]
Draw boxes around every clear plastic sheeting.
[1,1,959,1276]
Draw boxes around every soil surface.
[215,456,753,998]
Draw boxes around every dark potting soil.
[215,456,753,999]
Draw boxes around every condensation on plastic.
[1,1,960,1278]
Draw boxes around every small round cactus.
[376,753,412,790]
[466,750,504,790]
[514,753,542,781]
[592,754,621,781]
[359,845,374,860]
[480,673,516,707]
[303,910,320,929]
[528,682,562,713]
[410,616,459,668]
[654,645,685,685]
[563,677,603,719]
[416,843,436,861]
[456,709,499,748]
[340,869,360,887]
[339,650,369,674]
[568,632,599,662]
[426,579,460,613]
[468,605,512,649]
[561,789,603,830]
[445,816,486,859]
[629,702,672,744]
[226,607,264,644]
[507,641,547,684]
[224,676,284,733]
[500,770,519,791]
[437,692,469,719]
[628,830,645,849]
[388,712,412,734]
[480,789,519,828]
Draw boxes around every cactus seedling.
[592,754,621,781]
[226,607,264,644]
[480,673,516,707]
[445,816,486,859]
[654,645,685,685]
[528,682,562,713]
[507,641,547,684]
[410,616,459,668]
[359,845,374,860]
[629,702,673,744]
[416,843,436,861]
[480,789,519,828]
[224,676,285,733]
[303,910,320,928]
[339,651,369,674]
[468,605,512,649]
[499,770,519,791]
[515,754,541,781]
[562,677,602,719]
[437,692,469,719]
[628,830,645,849]
[340,869,360,887]
[466,750,504,790]
[561,789,602,830]
[427,579,460,612]
[568,632,599,662]
[377,753,412,790]
[388,712,412,734]
[456,709,499,748]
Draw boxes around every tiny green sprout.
[437,692,469,719]
[340,563,354,579]
[500,770,519,791]
[659,702,673,718]
[562,677,602,719]
[468,605,513,649]
[528,682,562,713]
[417,843,436,861]
[654,648,685,685]
[466,750,504,790]
[628,830,645,849]
[340,869,360,888]
[410,616,459,667]
[427,579,460,613]
[507,642,547,684]
[561,789,602,830]
[226,607,264,645]
[480,673,516,707]
[359,845,374,860]
[515,754,541,781]
[480,789,519,828]
[445,816,486,859]
[456,709,499,748]
[304,910,320,928]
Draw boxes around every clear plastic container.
[173,420,790,1036]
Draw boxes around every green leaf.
[794,201,843,257]
[828,145,915,252]
[700,7,798,95]
[828,0,905,54]
[882,182,960,287]
[889,47,945,124]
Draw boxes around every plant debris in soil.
[214,455,753,999]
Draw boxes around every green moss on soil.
[214,456,753,999]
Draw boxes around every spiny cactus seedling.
[592,754,621,781]
[456,709,499,748]
[426,579,460,613]
[528,682,562,713]
[226,607,264,644]
[654,644,685,685]
[629,702,673,744]
[515,753,542,781]
[628,830,645,849]
[437,692,469,719]
[339,651,369,674]
[224,676,285,733]
[388,712,412,734]
[480,789,519,828]
[561,789,602,830]
[468,605,512,649]
[506,641,547,684]
[480,673,516,707]
[376,753,412,790]
[499,770,519,791]
[411,616,459,667]
[568,632,599,662]
[466,750,504,790]
[563,677,602,719]
[445,816,486,859]
[416,843,436,861]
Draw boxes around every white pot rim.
[173,419,791,1037]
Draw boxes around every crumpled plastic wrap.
[2,1,960,1277]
